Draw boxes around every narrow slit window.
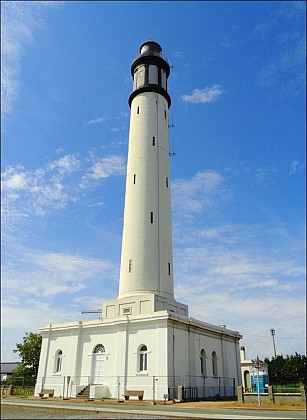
[166,177,168,187]
[133,174,136,184]
[164,110,167,118]
[150,212,154,224]
[129,259,132,273]
[137,106,140,114]
[152,137,155,146]
[168,262,171,276]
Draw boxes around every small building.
[1,362,19,382]
[240,346,268,393]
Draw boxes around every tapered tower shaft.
[118,41,174,300]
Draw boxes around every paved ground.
[1,397,306,420]
[1,405,169,419]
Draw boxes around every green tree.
[264,353,307,385]
[13,332,42,379]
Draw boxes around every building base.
[35,310,242,400]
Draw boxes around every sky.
[1,1,306,363]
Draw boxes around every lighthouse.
[119,41,174,300]
[103,40,188,318]
[35,41,242,401]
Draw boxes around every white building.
[240,346,268,393]
[35,41,242,401]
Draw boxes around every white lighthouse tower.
[35,41,242,402]
[119,40,174,301]
[104,41,188,318]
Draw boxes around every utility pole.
[270,329,277,357]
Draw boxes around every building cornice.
[39,310,242,340]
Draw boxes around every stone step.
[76,386,89,398]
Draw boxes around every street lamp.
[255,356,261,407]
[270,329,277,358]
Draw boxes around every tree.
[264,353,307,385]
[13,332,42,379]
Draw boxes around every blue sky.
[1,1,306,363]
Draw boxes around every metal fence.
[35,375,181,401]
[3,376,36,387]
[272,382,303,393]
[35,374,235,401]
[11,386,35,396]
[184,376,236,400]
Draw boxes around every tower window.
[137,106,140,114]
[164,110,167,118]
[150,212,154,224]
[129,259,132,273]
[133,174,136,184]
[168,262,171,276]
[166,177,168,187]
[152,137,155,146]
[161,69,167,89]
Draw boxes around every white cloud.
[1,159,78,219]
[289,160,299,175]
[1,1,62,118]
[1,152,127,231]
[81,154,126,186]
[87,113,128,130]
[88,201,105,208]
[47,154,81,175]
[181,85,224,104]
[173,237,306,358]
[2,244,116,298]
[171,207,306,359]
[1,171,28,190]
[174,242,305,288]
[172,51,185,60]
[1,238,118,359]
[177,288,306,359]
[255,4,306,95]
[87,117,105,125]
[1,302,83,360]
[194,223,262,245]
[172,170,226,221]
[256,166,276,185]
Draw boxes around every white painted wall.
[35,315,241,400]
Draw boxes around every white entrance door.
[92,353,104,384]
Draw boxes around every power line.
[241,332,305,340]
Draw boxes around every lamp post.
[270,329,277,358]
[255,356,261,407]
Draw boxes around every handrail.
[132,51,169,65]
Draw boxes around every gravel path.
[1,405,170,419]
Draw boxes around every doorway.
[92,344,105,384]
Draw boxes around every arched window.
[55,350,63,373]
[200,349,206,376]
[93,344,105,354]
[212,351,218,376]
[138,345,148,372]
